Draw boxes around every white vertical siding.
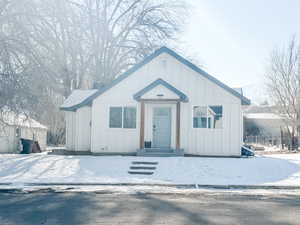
[20,127,47,151]
[66,107,91,151]
[91,100,139,153]
[90,52,243,156]
[0,125,47,153]
[75,106,91,151]
[65,111,76,150]
[0,126,17,153]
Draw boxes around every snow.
[60,89,98,109]
[1,111,47,129]
[0,153,300,186]
[244,113,283,120]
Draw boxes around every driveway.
[0,191,299,225]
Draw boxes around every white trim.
[108,105,137,129]
[191,105,224,130]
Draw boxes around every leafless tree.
[0,0,187,145]
[266,37,300,150]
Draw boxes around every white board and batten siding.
[0,126,47,153]
[66,106,91,151]
[0,126,17,153]
[90,52,243,156]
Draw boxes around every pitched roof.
[1,111,47,129]
[60,46,251,111]
[244,113,283,120]
[60,89,98,111]
[133,78,188,102]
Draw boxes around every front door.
[152,107,171,148]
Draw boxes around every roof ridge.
[61,46,250,111]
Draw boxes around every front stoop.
[128,161,158,175]
[136,148,184,157]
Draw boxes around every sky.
[179,0,300,104]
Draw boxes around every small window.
[193,106,207,128]
[16,127,21,137]
[193,105,223,129]
[109,107,122,128]
[208,105,223,129]
[123,107,136,128]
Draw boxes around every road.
[0,191,299,225]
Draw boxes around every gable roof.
[133,78,188,102]
[1,111,47,130]
[60,89,98,111]
[60,46,250,111]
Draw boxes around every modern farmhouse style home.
[60,47,250,156]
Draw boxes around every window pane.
[193,106,207,128]
[109,107,122,128]
[123,107,136,128]
[208,106,223,128]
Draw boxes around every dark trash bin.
[20,138,34,154]
[144,141,152,148]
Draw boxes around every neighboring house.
[243,112,288,147]
[60,47,250,157]
[0,112,48,153]
[244,113,285,137]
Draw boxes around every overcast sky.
[179,0,300,103]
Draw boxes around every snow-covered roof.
[244,113,283,120]
[60,89,98,110]
[1,111,47,129]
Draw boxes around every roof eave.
[62,46,251,109]
[241,97,251,105]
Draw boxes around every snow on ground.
[0,153,300,186]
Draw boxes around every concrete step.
[128,171,154,175]
[130,166,156,170]
[137,148,184,157]
[144,148,174,153]
[137,152,183,157]
[132,161,158,165]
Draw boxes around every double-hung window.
[193,105,223,129]
[109,106,136,128]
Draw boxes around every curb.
[1,183,300,190]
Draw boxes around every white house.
[0,111,48,153]
[244,113,285,137]
[60,47,250,156]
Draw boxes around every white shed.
[61,47,250,156]
[0,112,48,153]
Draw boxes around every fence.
[245,135,299,150]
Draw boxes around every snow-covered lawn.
[1,153,300,186]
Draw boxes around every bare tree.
[266,37,300,150]
[0,0,187,145]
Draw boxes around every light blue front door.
[152,107,171,148]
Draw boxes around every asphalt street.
[0,191,299,225]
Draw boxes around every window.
[109,106,136,128]
[193,106,207,128]
[193,105,223,129]
[15,127,21,137]
[208,105,223,129]
[123,107,136,128]
[109,107,122,128]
